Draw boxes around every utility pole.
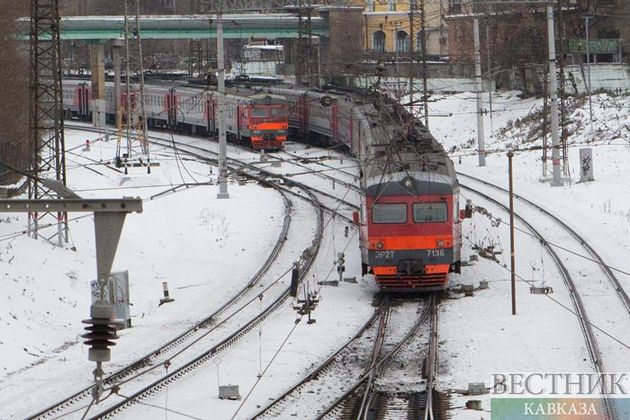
[485,19,493,133]
[541,71,549,179]
[112,40,124,130]
[557,0,568,177]
[546,3,562,186]
[472,0,565,183]
[420,0,429,128]
[582,14,594,137]
[216,5,229,199]
[473,18,486,167]
[118,0,151,172]
[409,0,415,115]
[508,151,516,315]
[393,22,401,100]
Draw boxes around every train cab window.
[270,107,286,117]
[413,203,447,223]
[372,203,407,224]
[252,108,267,117]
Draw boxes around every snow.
[429,91,630,418]
[0,89,629,419]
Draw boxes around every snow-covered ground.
[0,91,628,419]
[430,91,630,419]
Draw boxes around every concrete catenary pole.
[583,15,593,136]
[508,151,516,315]
[216,9,229,199]
[474,18,486,167]
[112,40,124,130]
[547,3,562,186]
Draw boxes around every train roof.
[364,153,457,196]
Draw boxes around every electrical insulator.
[82,303,119,363]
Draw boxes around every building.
[355,0,450,61]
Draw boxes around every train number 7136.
[426,249,445,257]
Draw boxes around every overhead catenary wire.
[461,233,630,352]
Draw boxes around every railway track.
[271,149,361,195]
[318,296,438,420]
[28,186,295,419]
[458,172,630,316]
[64,124,359,223]
[29,129,335,419]
[253,296,437,420]
[460,182,620,420]
[85,188,324,419]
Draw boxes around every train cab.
[362,168,464,292]
[244,94,288,150]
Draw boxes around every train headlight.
[437,240,445,248]
[376,241,384,249]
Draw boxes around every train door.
[331,103,339,144]
[205,97,215,134]
[166,88,177,128]
[79,83,90,120]
[298,94,308,140]
[236,103,243,143]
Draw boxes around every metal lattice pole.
[118,0,150,169]
[28,0,68,246]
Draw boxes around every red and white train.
[62,80,288,150]
[62,79,467,291]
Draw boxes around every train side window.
[372,203,407,224]
[413,202,447,223]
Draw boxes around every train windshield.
[413,202,447,223]
[372,203,407,224]
[252,107,267,117]
[251,106,286,118]
[269,106,286,117]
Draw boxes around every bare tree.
[0,0,29,185]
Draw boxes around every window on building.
[396,30,409,52]
[373,30,386,53]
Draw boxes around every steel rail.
[29,144,294,420]
[461,183,618,420]
[458,171,630,316]
[90,187,324,419]
[278,149,359,181]
[316,297,433,420]
[357,296,392,419]
[423,294,438,420]
[64,124,359,223]
[272,149,361,194]
[252,297,386,418]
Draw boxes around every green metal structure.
[19,14,329,40]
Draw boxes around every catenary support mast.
[28,0,68,246]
